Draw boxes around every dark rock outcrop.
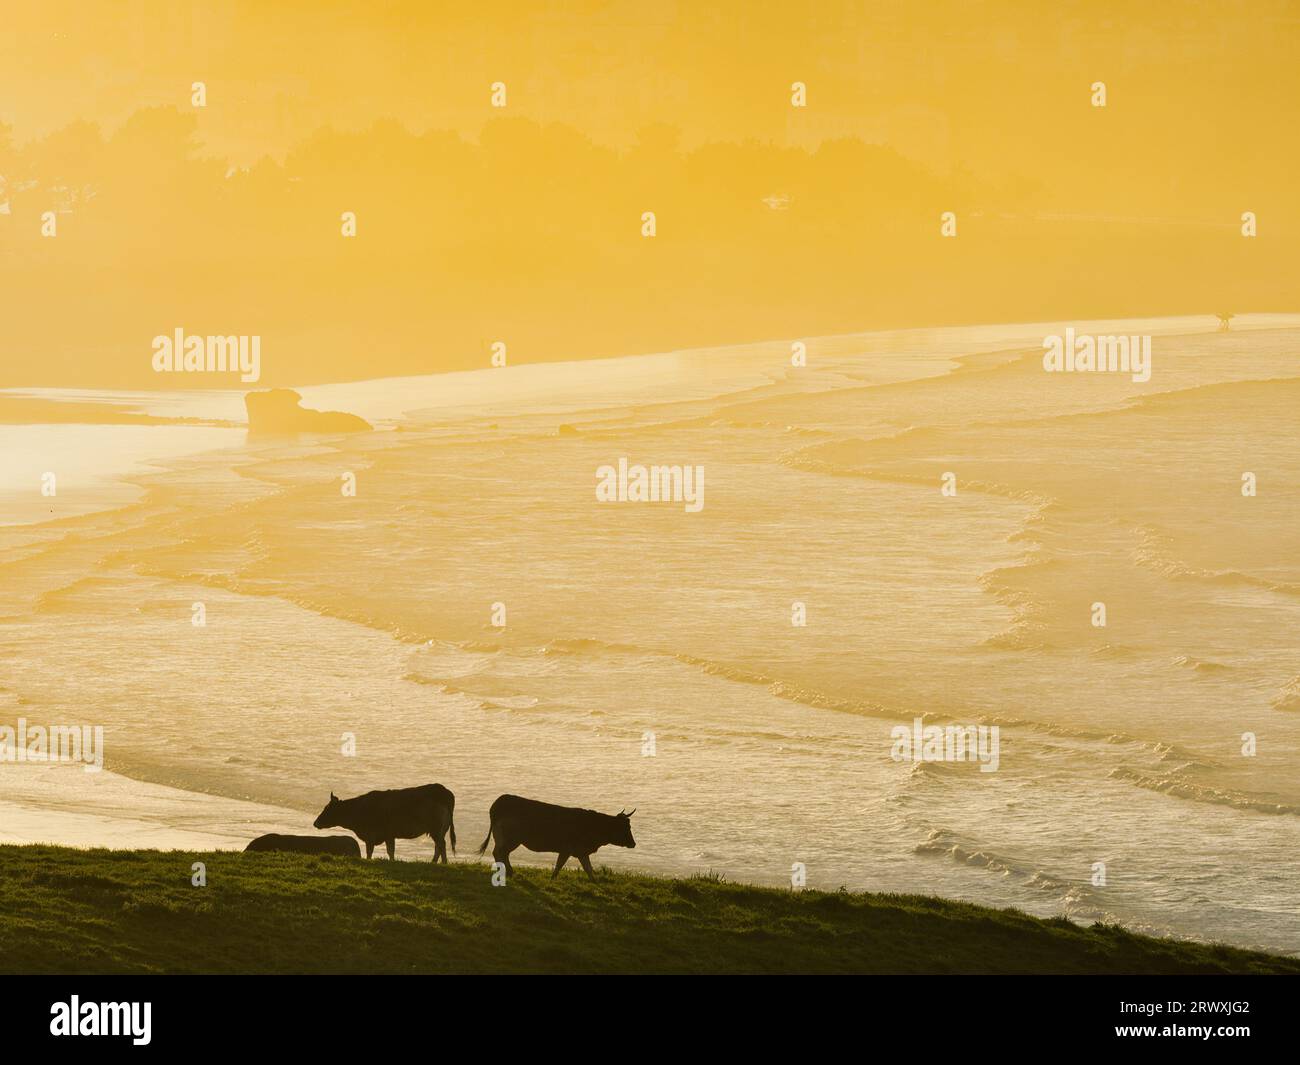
[244,389,372,436]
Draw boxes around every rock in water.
[244,389,372,436]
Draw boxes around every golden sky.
[1,0,1296,387]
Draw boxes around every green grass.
[1,844,1294,974]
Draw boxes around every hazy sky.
[1,0,1297,387]
[6,2,1298,173]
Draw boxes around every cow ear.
[330,792,337,801]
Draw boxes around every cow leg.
[577,854,597,881]
[365,841,375,860]
[433,832,447,864]
[552,854,569,879]
[385,839,396,860]
[493,843,515,876]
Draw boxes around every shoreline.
[6,312,1300,398]
[0,763,307,852]
[3,314,1297,531]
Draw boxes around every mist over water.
[1,317,1297,954]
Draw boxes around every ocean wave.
[540,636,1232,766]
[1133,525,1300,597]
[1088,642,1141,660]
[400,673,539,711]
[903,759,971,781]
[1124,374,1300,414]
[31,576,119,613]
[1108,766,1300,817]
[542,637,646,658]
[544,636,899,718]
[913,828,1087,900]
[1172,655,1233,675]
[977,624,1050,652]
[1271,676,1300,713]
[780,442,1053,506]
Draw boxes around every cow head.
[313,792,342,829]
[612,808,637,848]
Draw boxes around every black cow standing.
[313,784,456,862]
[477,794,636,880]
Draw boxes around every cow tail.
[477,819,494,857]
[448,795,457,854]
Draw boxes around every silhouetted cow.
[477,794,636,880]
[313,784,457,862]
[244,833,360,857]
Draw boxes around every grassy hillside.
[1,845,1294,974]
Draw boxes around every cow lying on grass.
[478,793,635,880]
[313,783,457,862]
[244,833,360,857]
